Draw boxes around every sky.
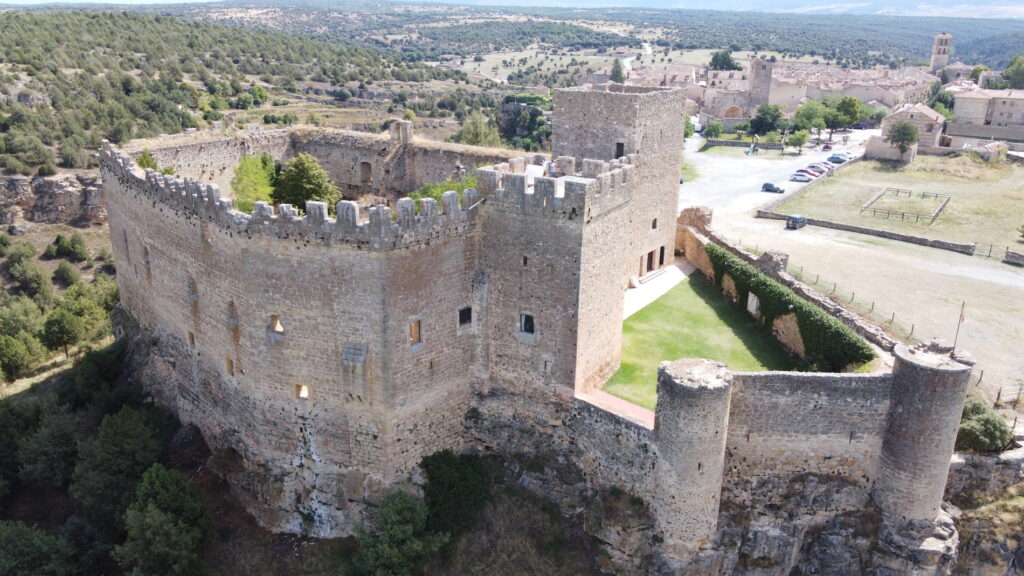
[2,0,1023,18]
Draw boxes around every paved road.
[679,132,1024,402]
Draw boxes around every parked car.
[852,121,868,129]
[827,155,848,164]
[807,163,832,174]
[790,173,814,182]
[800,167,825,176]
[761,182,785,193]
[822,142,833,151]
[786,214,807,229]
[795,169,820,178]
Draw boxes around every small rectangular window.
[409,320,421,344]
[270,315,284,334]
[459,307,472,326]
[520,313,535,334]
[226,358,235,375]
[522,255,528,267]
[615,142,625,158]
[188,332,195,347]
[296,384,309,399]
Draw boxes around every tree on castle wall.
[709,49,742,71]
[272,153,340,213]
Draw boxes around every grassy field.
[603,276,794,410]
[776,156,1024,247]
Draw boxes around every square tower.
[552,84,686,286]
[931,33,953,74]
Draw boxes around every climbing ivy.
[705,243,875,371]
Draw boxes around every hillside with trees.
[0,11,461,175]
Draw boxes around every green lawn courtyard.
[603,275,795,410]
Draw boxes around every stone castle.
[101,84,974,572]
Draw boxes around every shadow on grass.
[684,275,795,372]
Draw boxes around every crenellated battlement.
[100,142,480,251]
[475,152,637,221]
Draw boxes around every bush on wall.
[704,243,875,372]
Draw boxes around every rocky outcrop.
[0,172,105,225]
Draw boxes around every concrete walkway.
[623,257,697,319]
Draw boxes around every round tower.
[875,343,971,524]
[653,359,732,559]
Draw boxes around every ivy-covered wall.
[704,243,875,372]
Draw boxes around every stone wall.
[864,135,917,162]
[755,210,976,256]
[725,371,893,490]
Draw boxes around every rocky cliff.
[0,171,106,226]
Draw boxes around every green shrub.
[69,407,162,529]
[114,463,211,576]
[704,243,875,371]
[0,402,29,501]
[52,261,80,287]
[0,520,73,576]
[421,450,489,540]
[346,491,449,576]
[271,153,339,213]
[230,153,277,213]
[956,398,1012,453]
[18,401,80,487]
[0,295,44,337]
[408,173,477,208]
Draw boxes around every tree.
[42,308,85,358]
[1003,55,1024,89]
[684,115,694,139]
[69,407,162,529]
[794,100,825,131]
[18,402,79,487]
[0,520,73,576]
[249,85,268,106]
[749,104,782,135]
[230,153,276,213]
[271,153,340,212]
[969,65,989,84]
[0,334,33,382]
[823,109,847,138]
[347,491,449,576]
[884,120,920,156]
[114,464,211,576]
[709,49,742,71]
[704,121,724,139]
[836,96,861,126]
[610,58,626,83]
[786,130,809,154]
[447,112,502,148]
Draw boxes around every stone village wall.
[103,87,974,570]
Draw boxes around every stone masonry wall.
[102,143,482,537]
[724,372,893,493]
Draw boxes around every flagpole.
[952,301,965,352]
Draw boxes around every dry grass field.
[777,156,1024,247]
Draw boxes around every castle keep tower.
[931,33,953,74]
[552,85,685,286]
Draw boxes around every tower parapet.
[931,33,953,74]
[475,152,636,222]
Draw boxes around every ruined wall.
[724,372,893,492]
[139,130,294,192]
